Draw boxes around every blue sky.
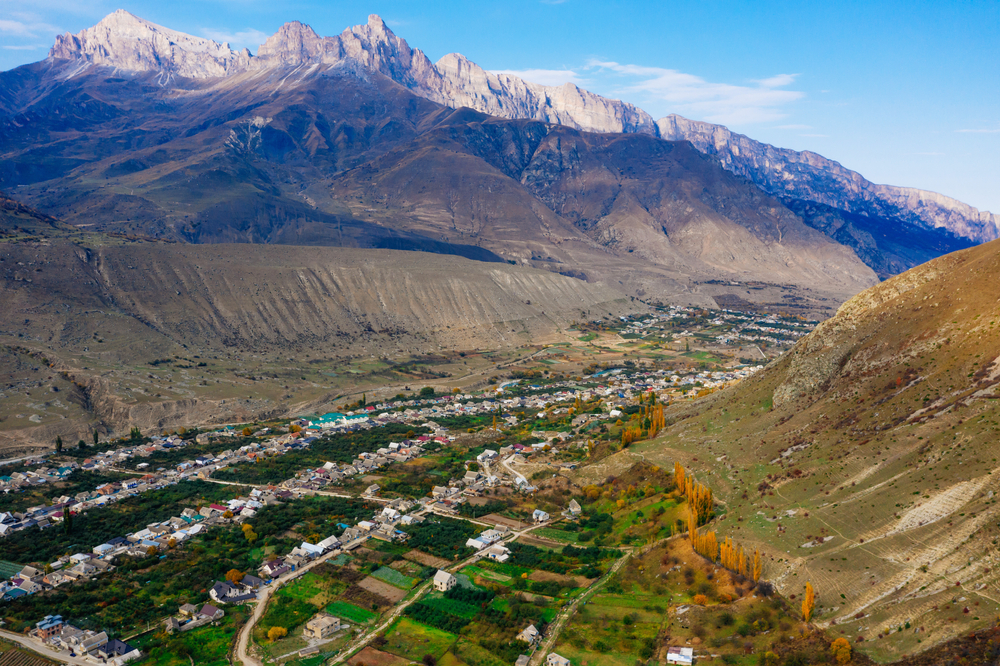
[2,0,997,212]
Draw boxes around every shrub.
[267,626,287,642]
[693,594,708,605]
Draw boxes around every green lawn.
[325,600,377,624]
[383,617,458,662]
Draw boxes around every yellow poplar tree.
[802,582,816,622]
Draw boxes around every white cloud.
[201,28,270,50]
[755,74,798,88]
[0,17,61,38]
[490,68,584,87]
[586,59,803,125]
[2,44,47,50]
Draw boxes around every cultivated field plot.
[419,594,480,619]
[404,549,451,569]
[347,647,411,666]
[325,600,377,624]
[460,564,511,584]
[382,617,457,663]
[357,576,409,602]
[371,566,419,589]
[533,527,581,543]
[0,649,56,666]
[480,513,524,529]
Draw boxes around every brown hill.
[585,239,1000,659]
[0,240,633,454]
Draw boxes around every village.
[0,358,769,666]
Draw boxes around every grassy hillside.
[580,238,1000,661]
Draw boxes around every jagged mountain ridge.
[0,25,880,312]
[44,10,999,256]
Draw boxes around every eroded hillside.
[0,241,634,454]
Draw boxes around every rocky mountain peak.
[255,21,323,65]
[49,9,251,78]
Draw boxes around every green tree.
[78,439,86,450]
[92,430,99,445]
[63,510,73,534]
[55,436,63,453]
[420,386,435,397]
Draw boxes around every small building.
[532,509,550,523]
[567,499,582,515]
[517,624,540,645]
[515,657,530,666]
[304,614,341,639]
[200,604,224,621]
[485,545,510,563]
[98,638,140,662]
[666,646,694,665]
[433,570,456,592]
[546,653,570,666]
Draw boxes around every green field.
[420,595,481,619]
[325,600,377,624]
[383,617,458,662]
[371,566,419,590]
[476,560,534,578]
[461,565,511,583]
[534,527,582,543]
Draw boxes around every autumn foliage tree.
[686,478,713,525]
[242,523,258,544]
[267,626,287,642]
[802,582,816,622]
[226,569,244,585]
[674,462,686,494]
[830,637,852,664]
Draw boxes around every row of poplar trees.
[675,460,818,621]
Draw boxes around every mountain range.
[1,10,995,309]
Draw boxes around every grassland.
[382,617,458,662]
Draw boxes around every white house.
[485,545,510,563]
[666,646,694,665]
[546,654,570,666]
[433,570,456,592]
[532,509,550,523]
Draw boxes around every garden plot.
[372,566,419,589]
[404,549,451,569]
[358,576,409,602]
